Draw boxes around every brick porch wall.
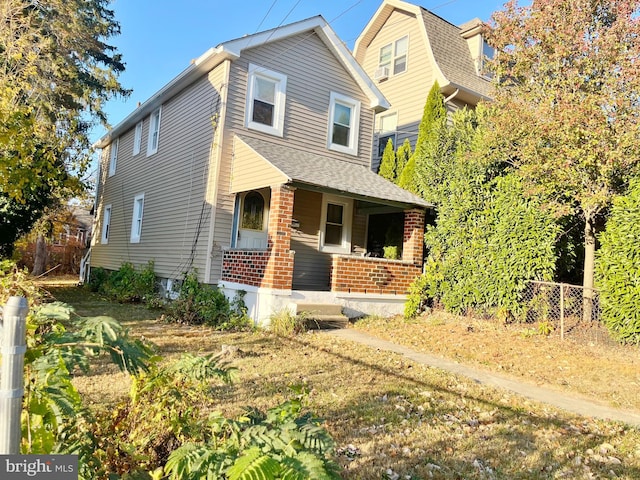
[403,209,426,266]
[331,256,422,294]
[221,250,270,287]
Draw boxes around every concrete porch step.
[295,303,349,330]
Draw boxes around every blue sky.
[94,0,507,144]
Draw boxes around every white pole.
[0,296,29,454]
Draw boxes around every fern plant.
[164,385,341,479]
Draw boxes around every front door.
[237,191,268,249]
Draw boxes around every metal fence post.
[0,296,29,454]
[559,284,565,341]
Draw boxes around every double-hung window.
[377,112,398,157]
[108,138,119,177]
[327,92,360,156]
[319,194,353,254]
[379,35,409,76]
[101,205,112,244]
[147,107,161,156]
[246,64,287,136]
[130,193,145,243]
[133,121,143,155]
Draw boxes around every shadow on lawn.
[288,336,638,480]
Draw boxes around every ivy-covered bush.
[596,179,640,343]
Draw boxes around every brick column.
[402,209,425,266]
[262,184,295,290]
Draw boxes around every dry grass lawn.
[42,278,640,479]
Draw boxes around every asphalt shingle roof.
[237,135,432,209]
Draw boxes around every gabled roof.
[96,16,389,148]
[353,0,491,102]
[234,135,432,209]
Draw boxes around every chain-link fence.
[519,281,612,344]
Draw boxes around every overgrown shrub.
[86,266,109,292]
[164,272,251,330]
[596,179,640,343]
[102,261,157,303]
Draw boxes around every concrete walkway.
[327,328,640,428]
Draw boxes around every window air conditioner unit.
[373,66,389,81]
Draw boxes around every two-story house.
[353,0,492,169]
[90,16,431,324]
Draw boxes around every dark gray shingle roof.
[237,135,432,208]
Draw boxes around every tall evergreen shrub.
[596,179,640,343]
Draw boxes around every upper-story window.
[108,138,118,177]
[147,107,161,156]
[327,92,360,156]
[377,112,398,157]
[246,64,287,137]
[379,35,409,76]
[133,120,143,155]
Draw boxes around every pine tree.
[398,81,446,194]
[395,138,412,182]
[378,138,396,181]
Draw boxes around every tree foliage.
[596,178,640,343]
[0,0,129,253]
[406,107,559,318]
[377,138,396,181]
[487,0,640,295]
[398,81,445,193]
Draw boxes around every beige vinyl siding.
[91,67,227,282]
[362,9,436,158]
[223,32,375,168]
[230,137,288,193]
[291,189,330,291]
[210,31,379,284]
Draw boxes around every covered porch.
[219,134,431,323]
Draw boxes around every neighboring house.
[91,16,431,323]
[353,0,492,168]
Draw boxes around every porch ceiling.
[233,134,432,209]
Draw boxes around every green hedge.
[596,179,640,343]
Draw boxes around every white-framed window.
[108,138,119,177]
[377,112,398,157]
[319,194,353,254]
[130,193,145,243]
[101,204,112,244]
[245,64,287,137]
[147,107,161,156]
[379,35,409,76]
[133,120,143,155]
[327,92,360,155]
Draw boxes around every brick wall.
[403,209,426,266]
[221,250,270,287]
[331,256,422,294]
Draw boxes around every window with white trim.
[108,138,118,176]
[377,112,398,157]
[379,35,409,76]
[147,107,161,155]
[327,92,360,155]
[130,193,145,243]
[319,194,353,254]
[101,204,112,244]
[133,120,143,155]
[246,64,287,136]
